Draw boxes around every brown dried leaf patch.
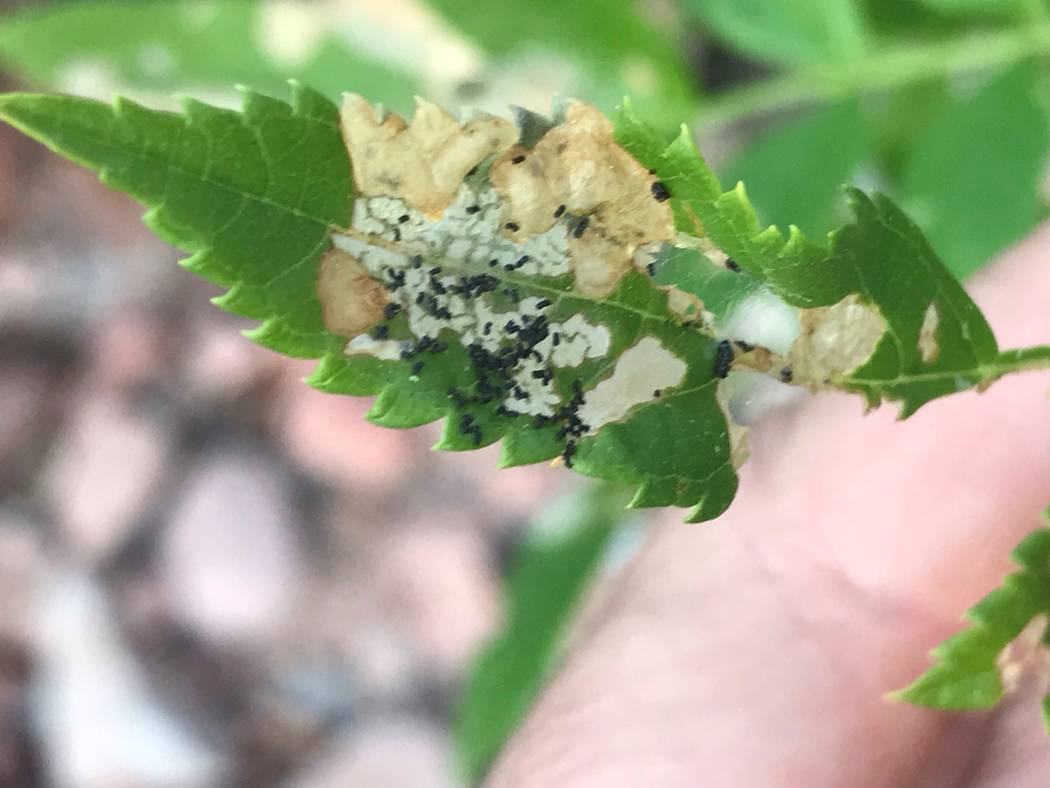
[340,94,517,216]
[489,102,675,297]
[317,247,389,337]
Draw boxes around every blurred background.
[0,0,1047,785]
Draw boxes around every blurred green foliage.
[456,484,631,782]
[2,0,1045,279]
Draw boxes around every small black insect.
[392,226,402,242]
[466,205,481,215]
[725,257,740,273]
[562,439,578,468]
[551,332,561,347]
[653,389,662,398]
[411,255,423,269]
[483,321,493,336]
[650,180,671,202]
[428,266,442,276]
[646,262,656,277]
[572,216,590,239]
[713,339,734,379]
[779,366,794,384]
[411,360,424,376]
[511,154,526,164]
[398,214,410,224]
[553,204,566,219]
[383,303,401,320]
[505,221,520,232]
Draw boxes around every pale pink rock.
[33,572,220,788]
[289,718,455,788]
[0,512,47,645]
[44,393,171,564]
[160,448,306,647]
[182,319,282,400]
[85,312,165,391]
[278,364,415,491]
[368,523,501,678]
[0,363,48,476]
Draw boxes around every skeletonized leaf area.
[315,95,740,522]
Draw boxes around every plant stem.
[695,23,1050,128]
[991,346,1050,376]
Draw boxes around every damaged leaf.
[2,84,1049,526]
[323,95,736,522]
[616,101,1050,417]
[341,94,517,215]
[0,86,737,522]
[316,247,389,337]
[894,515,1050,730]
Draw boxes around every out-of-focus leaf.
[0,0,419,109]
[720,100,870,239]
[901,62,1050,280]
[895,516,1050,727]
[427,0,698,124]
[918,0,1046,19]
[682,0,867,66]
[861,0,966,35]
[455,484,627,782]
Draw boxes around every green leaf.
[0,86,351,358]
[895,517,1050,722]
[616,100,1050,417]
[917,0,1048,20]
[720,99,871,239]
[900,62,1050,280]
[428,0,698,125]
[0,1,419,109]
[682,0,867,66]
[455,484,626,782]
[652,246,759,323]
